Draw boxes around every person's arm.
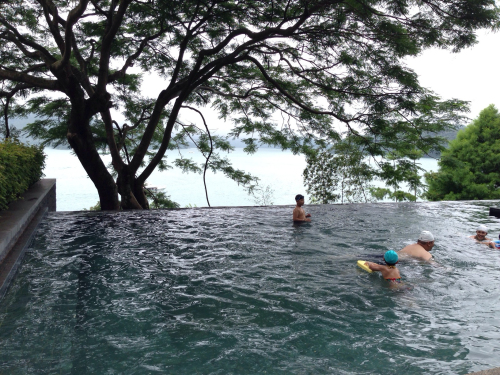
[294,216,311,222]
[485,241,499,249]
[366,262,383,272]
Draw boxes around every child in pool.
[366,250,401,283]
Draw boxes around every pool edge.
[468,368,500,375]
[0,179,56,300]
[0,207,48,301]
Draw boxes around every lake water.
[42,148,439,211]
[1,201,500,374]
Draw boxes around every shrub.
[0,139,46,210]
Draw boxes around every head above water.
[295,194,304,202]
[418,230,434,242]
[417,230,435,251]
[476,224,488,233]
[384,250,398,265]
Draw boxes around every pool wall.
[0,179,56,297]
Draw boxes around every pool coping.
[468,368,500,375]
[0,179,56,299]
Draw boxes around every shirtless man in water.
[293,194,311,222]
[398,230,435,261]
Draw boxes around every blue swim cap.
[384,250,398,265]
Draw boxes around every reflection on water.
[1,201,500,374]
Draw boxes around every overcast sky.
[406,29,500,123]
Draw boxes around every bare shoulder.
[399,243,418,253]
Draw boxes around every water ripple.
[1,202,500,374]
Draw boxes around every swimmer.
[366,250,401,283]
[398,230,435,262]
[469,224,492,245]
[293,194,311,222]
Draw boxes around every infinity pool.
[1,202,499,374]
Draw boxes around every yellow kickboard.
[357,260,373,273]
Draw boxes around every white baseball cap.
[418,230,434,242]
[477,224,488,233]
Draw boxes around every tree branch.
[53,0,90,71]
[244,55,351,123]
[0,16,57,64]
[36,0,66,53]
[96,0,133,94]
[108,28,167,83]
[181,105,213,207]
[0,69,60,91]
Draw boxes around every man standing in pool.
[398,230,435,261]
[293,194,311,222]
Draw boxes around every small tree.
[372,148,426,202]
[303,137,375,204]
[304,136,427,203]
[425,105,500,201]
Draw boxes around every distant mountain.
[423,127,464,158]
[5,115,463,156]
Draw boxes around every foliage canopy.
[0,0,498,209]
[425,105,500,201]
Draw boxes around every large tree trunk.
[66,101,120,210]
[133,180,149,209]
[116,167,144,210]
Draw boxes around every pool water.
[1,202,500,374]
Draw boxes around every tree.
[304,137,426,203]
[425,105,500,201]
[368,147,426,202]
[0,0,497,210]
[303,136,375,204]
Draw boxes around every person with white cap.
[469,224,491,243]
[398,230,435,261]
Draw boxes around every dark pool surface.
[1,202,500,374]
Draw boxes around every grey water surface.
[1,202,499,374]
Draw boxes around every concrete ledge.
[0,179,56,263]
[0,206,48,300]
[468,368,500,375]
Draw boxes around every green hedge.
[0,139,46,210]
